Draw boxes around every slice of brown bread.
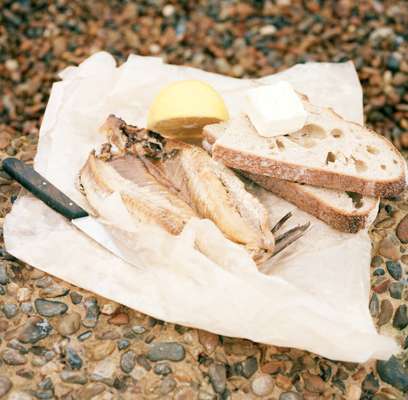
[203,123,379,233]
[211,98,406,198]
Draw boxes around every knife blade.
[2,157,141,268]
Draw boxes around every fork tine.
[272,221,311,257]
[271,211,293,234]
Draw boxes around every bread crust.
[243,172,376,233]
[212,143,406,198]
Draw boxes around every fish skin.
[80,152,196,235]
[99,116,275,258]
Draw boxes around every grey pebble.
[35,276,53,288]
[0,376,12,397]
[362,372,379,394]
[20,302,34,314]
[120,350,136,373]
[82,297,99,328]
[131,325,146,334]
[279,392,303,400]
[18,317,52,343]
[60,370,88,385]
[7,339,28,354]
[44,351,55,362]
[389,282,403,299]
[147,342,185,362]
[38,377,53,391]
[77,330,92,342]
[0,265,9,285]
[34,299,68,317]
[154,362,172,376]
[0,286,5,295]
[240,356,258,378]
[70,291,83,304]
[377,356,408,392]
[137,354,151,371]
[386,261,402,280]
[65,346,83,370]
[39,284,69,298]
[369,293,379,317]
[3,303,18,318]
[160,376,177,395]
[208,362,226,394]
[117,339,130,350]
[2,348,27,365]
[251,374,274,397]
[392,304,408,330]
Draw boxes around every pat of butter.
[246,81,307,137]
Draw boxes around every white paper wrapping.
[4,52,399,362]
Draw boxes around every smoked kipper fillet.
[204,122,379,233]
[211,96,406,198]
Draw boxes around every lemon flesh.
[147,80,229,142]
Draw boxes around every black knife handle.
[2,157,88,220]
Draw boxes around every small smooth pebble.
[154,362,172,376]
[117,339,130,351]
[70,291,83,304]
[77,331,92,342]
[0,376,12,397]
[92,358,116,380]
[208,362,226,394]
[18,317,52,344]
[39,284,69,298]
[279,392,303,400]
[34,299,68,317]
[377,356,408,392]
[147,342,185,362]
[392,304,408,330]
[17,288,32,302]
[55,312,81,336]
[369,293,380,317]
[396,215,408,243]
[303,373,326,393]
[120,350,136,373]
[198,330,219,354]
[82,297,99,328]
[385,261,402,280]
[378,299,393,326]
[3,303,18,319]
[65,346,83,369]
[251,374,274,397]
[60,370,88,385]
[0,266,9,285]
[160,376,177,395]
[20,302,33,314]
[362,372,379,393]
[240,356,258,378]
[87,340,115,361]
[2,349,27,365]
[389,282,403,299]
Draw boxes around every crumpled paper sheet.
[4,52,399,362]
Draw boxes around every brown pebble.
[378,236,401,261]
[396,215,408,243]
[261,360,284,374]
[303,373,326,393]
[77,382,105,400]
[275,374,293,391]
[86,340,115,361]
[108,312,129,325]
[198,330,219,354]
[378,299,394,326]
[372,278,391,294]
[54,312,81,336]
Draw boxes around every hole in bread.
[287,136,316,148]
[325,151,336,164]
[300,124,327,139]
[346,191,363,209]
[366,145,380,155]
[381,164,387,170]
[353,158,368,173]
[331,128,343,138]
[393,159,398,164]
[276,139,285,150]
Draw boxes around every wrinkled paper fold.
[4,52,398,362]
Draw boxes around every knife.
[2,157,139,267]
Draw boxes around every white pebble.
[162,4,175,17]
[260,25,277,36]
[251,374,274,397]
[5,59,19,71]
[17,288,32,303]
[149,44,161,55]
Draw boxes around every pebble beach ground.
[0,1,407,399]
